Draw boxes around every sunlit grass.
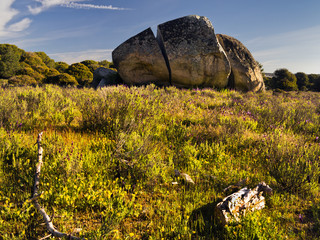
[0,85,320,239]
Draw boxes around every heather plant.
[0,85,320,239]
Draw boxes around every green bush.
[80,60,100,73]
[271,69,298,91]
[99,60,111,68]
[0,44,24,79]
[21,52,46,68]
[35,52,55,68]
[295,72,310,91]
[17,63,45,83]
[67,63,93,86]
[309,74,320,91]
[45,73,78,86]
[8,75,37,86]
[55,61,69,73]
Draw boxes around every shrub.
[8,75,37,86]
[308,74,320,91]
[17,63,45,82]
[21,52,46,68]
[44,73,78,86]
[81,60,100,73]
[0,44,24,79]
[99,60,111,68]
[67,63,93,86]
[35,52,55,68]
[55,61,69,73]
[295,72,310,91]
[271,69,298,91]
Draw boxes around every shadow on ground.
[188,199,226,239]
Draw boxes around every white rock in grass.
[215,182,272,225]
[175,169,195,184]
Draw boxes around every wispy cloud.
[0,0,32,37]
[48,49,113,64]
[7,18,32,32]
[64,2,130,10]
[28,0,129,15]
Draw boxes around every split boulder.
[111,15,264,91]
[157,15,231,88]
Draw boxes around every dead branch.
[31,132,83,240]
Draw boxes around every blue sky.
[1,0,320,73]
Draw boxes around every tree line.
[262,67,320,92]
[0,44,113,87]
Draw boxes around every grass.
[0,85,320,239]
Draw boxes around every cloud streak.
[28,0,129,15]
[7,18,32,32]
[63,2,130,10]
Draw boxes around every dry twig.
[31,132,83,240]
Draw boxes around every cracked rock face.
[112,28,170,86]
[157,15,230,88]
[217,34,265,92]
[112,15,263,91]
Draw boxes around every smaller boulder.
[217,34,265,92]
[91,67,118,88]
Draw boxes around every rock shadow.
[188,199,225,239]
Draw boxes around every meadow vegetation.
[1,85,320,239]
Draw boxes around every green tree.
[99,60,111,68]
[55,61,69,73]
[0,44,23,79]
[8,75,37,86]
[81,60,100,73]
[21,52,59,80]
[67,63,93,86]
[17,62,45,83]
[295,72,309,91]
[271,68,298,91]
[308,74,320,91]
[35,52,55,68]
[44,73,78,86]
[22,52,49,74]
